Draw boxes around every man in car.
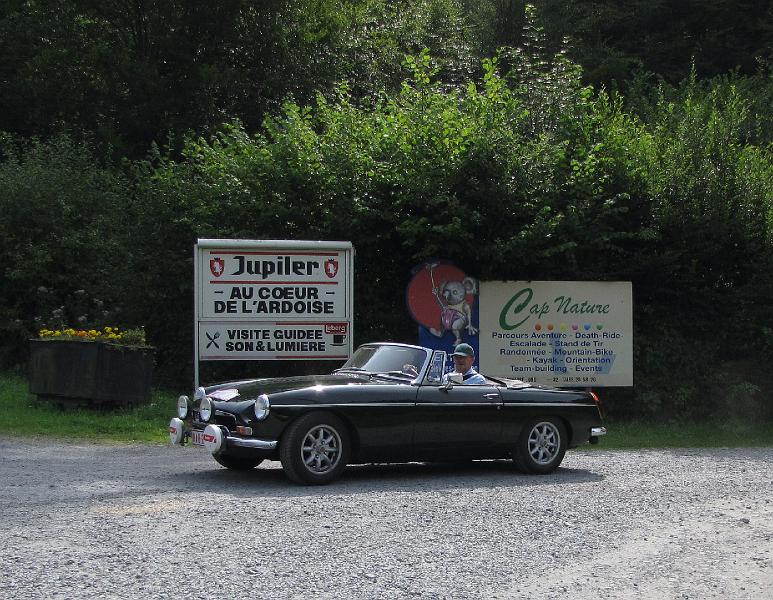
[442,343,486,385]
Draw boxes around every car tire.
[512,417,567,474]
[213,453,264,470]
[280,412,350,485]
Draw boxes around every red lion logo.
[210,258,225,277]
[324,258,339,278]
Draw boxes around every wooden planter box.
[28,339,154,408]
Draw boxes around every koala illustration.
[429,277,479,345]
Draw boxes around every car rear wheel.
[280,412,350,485]
[513,418,567,474]
[213,453,264,470]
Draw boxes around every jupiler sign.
[194,240,354,369]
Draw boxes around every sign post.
[194,239,354,387]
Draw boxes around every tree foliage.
[533,0,773,87]
[0,0,476,157]
[124,42,773,418]
[4,1,770,155]
[1,2,772,419]
[0,133,132,365]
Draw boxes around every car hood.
[204,373,378,402]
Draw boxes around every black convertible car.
[169,342,606,484]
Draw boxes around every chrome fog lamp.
[199,396,213,422]
[177,395,189,419]
[203,424,224,454]
[253,394,270,420]
[168,418,184,445]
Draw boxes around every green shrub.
[1,21,771,419]
[0,134,136,368]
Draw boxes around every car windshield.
[336,345,428,376]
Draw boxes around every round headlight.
[253,394,270,420]
[177,395,189,419]
[199,396,213,422]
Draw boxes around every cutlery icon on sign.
[206,331,220,349]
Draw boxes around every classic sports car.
[169,342,606,484]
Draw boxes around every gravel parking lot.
[1,441,770,599]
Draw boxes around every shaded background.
[1,1,772,421]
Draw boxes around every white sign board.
[479,281,632,387]
[195,240,353,366]
[198,322,350,360]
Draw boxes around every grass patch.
[1,372,771,446]
[590,420,773,449]
[0,372,176,443]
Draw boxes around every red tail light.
[589,390,605,418]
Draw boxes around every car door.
[413,381,503,457]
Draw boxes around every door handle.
[483,393,499,399]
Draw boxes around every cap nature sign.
[479,281,632,387]
[194,239,354,384]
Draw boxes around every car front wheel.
[513,418,567,474]
[280,412,350,485]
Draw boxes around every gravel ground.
[0,441,771,599]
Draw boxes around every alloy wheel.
[527,421,561,465]
[301,424,342,474]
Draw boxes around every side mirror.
[441,372,463,391]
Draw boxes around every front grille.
[194,411,238,431]
[213,411,237,430]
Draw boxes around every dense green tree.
[0,0,475,157]
[0,133,132,365]
[462,0,526,54]
[3,0,771,157]
[117,46,772,420]
[534,0,773,87]
[1,2,772,420]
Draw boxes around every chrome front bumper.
[226,436,277,450]
[169,418,277,452]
